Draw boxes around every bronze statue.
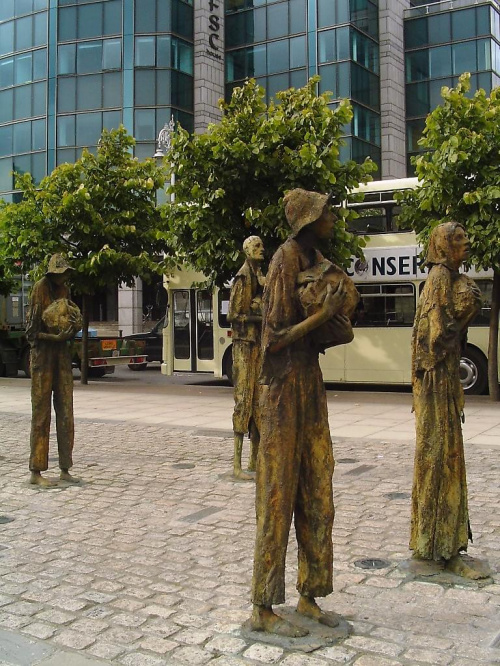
[227,236,266,480]
[410,221,487,579]
[250,189,357,637]
[26,254,82,488]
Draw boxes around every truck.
[0,279,147,378]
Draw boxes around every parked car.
[124,315,165,370]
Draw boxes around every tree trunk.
[80,294,90,385]
[487,270,500,401]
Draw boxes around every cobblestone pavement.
[0,412,499,665]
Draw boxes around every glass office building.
[0,0,194,203]
[405,0,500,174]
[226,0,381,168]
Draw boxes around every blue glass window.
[15,16,33,52]
[33,49,47,80]
[157,36,171,67]
[253,44,266,76]
[58,77,76,112]
[452,41,476,76]
[33,12,47,46]
[15,53,32,86]
[103,39,121,70]
[134,108,155,141]
[103,110,121,130]
[452,8,476,41]
[0,21,15,57]
[0,1,14,23]
[77,42,102,74]
[290,36,306,69]
[77,74,102,110]
[0,89,13,123]
[477,38,492,71]
[57,115,75,147]
[14,85,31,119]
[135,70,156,106]
[267,40,288,74]
[102,71,121,108]
[172,39,193,74]
[0,58,14,89]
[104,0,122,35]
[79,4,102,39]
[430,45,451,78]
[290,0,306,35]
[31,151,46,184]
[32,118,45,151]
[32,81,46,116]
[59,7,77,41]
[13,121,31,153]
[0,125,13,155]
[267,3,288,40]
[76,112,102,146]
[58,44,76,75]
[136,37,156,67]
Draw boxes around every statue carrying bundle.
[297,259,359,349]
[42,298,82,336]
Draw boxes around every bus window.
[173,290,190,359]
[197,290,214,360]
[349,206,387,233]
[218,287,231,329]
[354,284,415,327]
[348,203,407,234]
[471,279,492,327]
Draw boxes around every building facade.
[1,0,499,330]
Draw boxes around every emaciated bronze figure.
[227,236,266,480]
[250,189,357,637]
[410,221,487,579]
[26,254,82,488]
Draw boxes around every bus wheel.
[222,347,233,386]
[21,348,31,378]
[460,346,488,395]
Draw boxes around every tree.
[398,74,500,400]
[0,126,169,383]
[161,77,376,286]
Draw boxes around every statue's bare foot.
[30,472,57,488]
[251,606,308,637]
[233,468,255,481]
[60,470,81,484]
[297,595,340,628]
[446,555,489,580]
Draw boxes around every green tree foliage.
[398,74,500,399]
[0,126,169,382]
[161,77,376,286]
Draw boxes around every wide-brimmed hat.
[283,188,333,236]
[46,254,74,275]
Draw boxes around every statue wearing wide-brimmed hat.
[249,188,357,637]
[26,254,82,488]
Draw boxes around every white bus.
[161,178,497,395]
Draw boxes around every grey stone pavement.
[0,374,499,666]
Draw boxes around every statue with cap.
[25,254,82,488]
[227,236,266,480]
[249,188,357,637]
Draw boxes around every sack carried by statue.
[297,260,359,349]
[42,298,82,335]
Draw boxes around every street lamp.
[153,116,176,160]
[153,116,176,377]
